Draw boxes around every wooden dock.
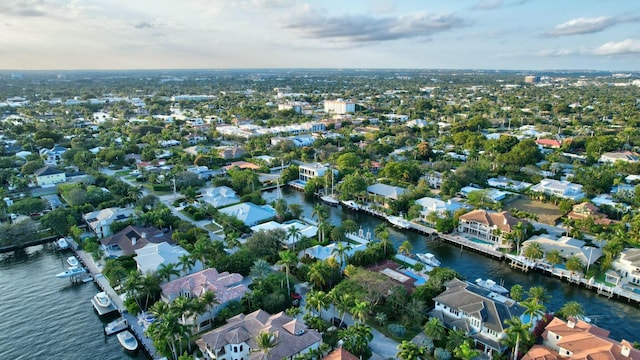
[439,234,505,259]
[66,238,163,359]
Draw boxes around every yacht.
[104,317,129,336]
[56,238,69,250]
[55,266,85,278]
[94,291,112,308]
[416,253,441,267]
[475,278,509,294]
[341,200,360,210]
[387,215,410,229]
[320,194,340,206]
[116,330,139,352]
[66,256,79,267]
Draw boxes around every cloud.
[473,0,503,11]
[250,0,294,8]
[283,10,468,43]
[545,16,640,36]
[535,48,579,57]
[134,22,154,29]
[593,38,640,55]
[0,0,47,17]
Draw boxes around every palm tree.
[277,250,297,296]
[545,249,563,270]
[341,219,359,235]
[502,317,532,360]
[374,223,387,239]
[445,329,468,352]
[405,298,427,327]
[398,240,413,256]
[339,324,373,358]
[396,340,427,360]
[527,286,551,306]
[523,241,544,261]
[123,270,143,312]
[454,339,481,360]
[378,229,393,255]
[512,221,527,255]
[287,226,302,250]
[311,203,327,224]
[190,238,211,269]
[521,298,545,324]
[250,258,272,281]
[178,254,195,276]
[557,300,585,320]
[305,290,330,317]
[253,331,278,359]
[566,255,584,276]
[423,317,446,342]
[308,261,329,290]
[332,242,352,269]
[157,263,181,282]
[335,293,352,325]
[350,299,370,324]
[140,271,162,310]
[510,284,525,302]
[200,290,219,325]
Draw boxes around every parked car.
[331,317,347,330]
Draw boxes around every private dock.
[66,238,163,360]
[438,233,505,260]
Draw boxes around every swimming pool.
[469,237,494,246]
[402,270,426,286]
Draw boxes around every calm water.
[265,188,640,343]
[0,245,148,360]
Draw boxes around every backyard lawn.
[506,198,563,225]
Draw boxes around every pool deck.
[439,233,504,259]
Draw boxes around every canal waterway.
[0,245,148,360]
[265,188,640,343]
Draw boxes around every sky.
[1,0,639,71]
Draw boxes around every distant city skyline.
[1,0,639,71]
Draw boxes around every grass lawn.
[205,223,222,232]
[180,210,195,220]
[114,170,130,177]
[506,198,562,225]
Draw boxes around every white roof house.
[219,202,276,226]
[83,207,135,238]
[134,242,193,275]
[415,196,465,217]
[461,187,508,202]
[530,179,586,201]
[303,242,366,263]
[367,183,406,200]
[200,186,241,208]
[488,177,532,192]
[522,235,602,265]
[612,248,640,286]
[250,220,318,247]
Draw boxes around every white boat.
[94,291,112,308]
[387,215,411,229]
[116,330,139,352]
[66,256,79,267]
[55,266,85,278]
[475,278,509,294]
[105,317,129,335]
[341,200,360,210]
[56,238,69,250]
[417,253,441,267]
[320,195,340,206]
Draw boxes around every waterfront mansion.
[457,209,522,247]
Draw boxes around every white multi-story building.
[298,163,328,182]
[457,209,521,245]
[612,248,640,286]
[530,178,586,201]
[324,99,355,114]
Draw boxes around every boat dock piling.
[66,237,163,359]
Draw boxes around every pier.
[66,238,163,360]
[438,233,505,259]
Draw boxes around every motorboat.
[416,253,441,267]
[341,200,360,210]
[104,317,129,336]
[94,291,112,308]
[475,278,509,294]
[116,330,139,352]
[66,256,79,267]
[56,238,69,250]
[387,215,411,229]
[55,266,85,278]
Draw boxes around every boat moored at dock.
[475,278,509,294]
[416,252,441,267]
[116,330,139,352]
[66,256,79,267]
[56,238,70,250]
[94,291,112,308]
[55,266,85,278]
[104,317,129,336]
[387,215,411,229]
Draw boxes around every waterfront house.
[250,220,318,248]
[160,268,247,332]
[34,166,66,187]
[414,196,465,221]
[530,179,586,201]
[367,183,406,202]
[83,207,135,239]
[134,242,196,276]
[200,186,241,208]
[218,202,276,226]
[522,235,602,267]
[457,209,521,246]
[196,310,322,360]
[522,317,639,360]
[100,225,174,257]
[298,162,328,182]
[429,278,525,356]
[487,176,532,192]
[611,248,640,287]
